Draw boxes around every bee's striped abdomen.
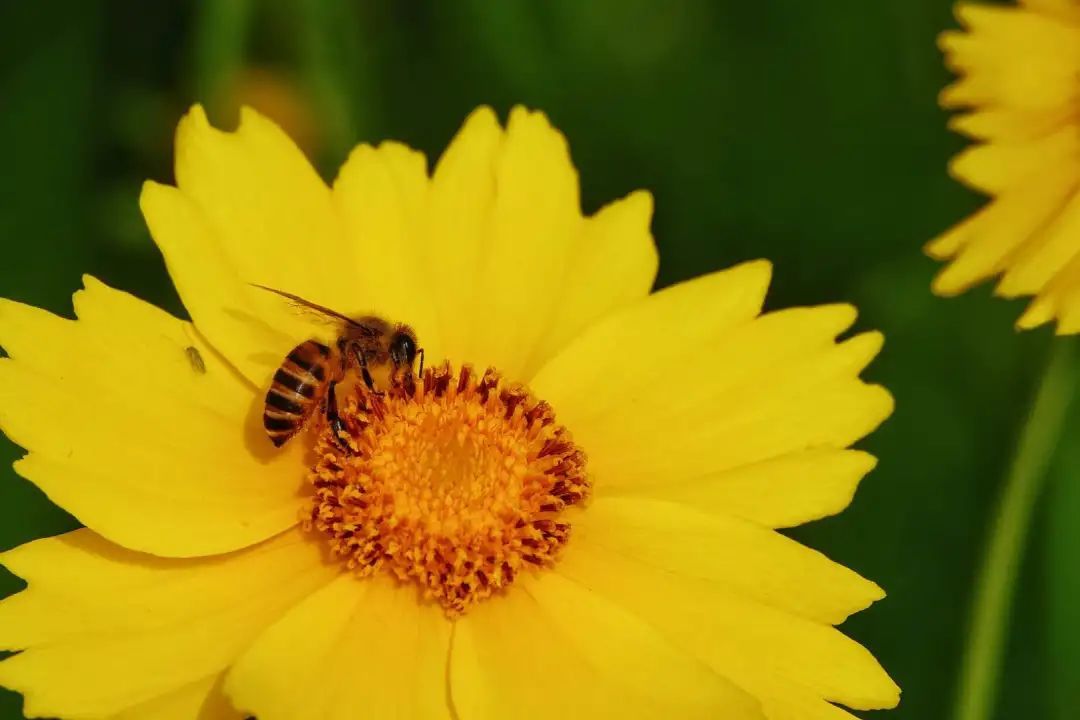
[264,340,331,447]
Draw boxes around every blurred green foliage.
[0,1,1067,718]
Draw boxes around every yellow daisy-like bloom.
[928,0,1080,331]
[0,105,900,719]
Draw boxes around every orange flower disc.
[305,363,590,614]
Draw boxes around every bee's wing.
[249,284,367,329]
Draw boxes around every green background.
[0,1,1071,718]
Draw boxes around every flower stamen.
[304,363,589,615]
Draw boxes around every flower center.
[304,363,590,615]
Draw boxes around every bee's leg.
[325,380,352,453]
[361,366,377,391]
[352,347,384,395]
[417,348,425,377]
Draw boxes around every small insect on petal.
[185,346,206,374]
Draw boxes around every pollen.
[304,363,590,615]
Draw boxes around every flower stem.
[953,337,1078,720]
[191,0,253,121]
[294,0,371,165]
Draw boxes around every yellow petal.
[108,676,240,720]
[225,575,452,720]
[461,107,585,379]
[557,535,899,717]
[419,106,656,380]
[532,259,772,417]
[1018,250,1080,333]
[938,74,993,110]
[416,107,504,368]
[0,528,336,718]
[958,0,1080,40]
[1017,292,1058,330]
[940,6,1080,111]
[1023,0,1080,22]
[948,106,1072,142]
[332,141,444,359]
[925,207,979,261]
[996,188,1080,298]
[1055,289,1080,333]
[141,180,318,388]
[947,126,1079,195]
[0,277,306,557]
[451,571,763,720]
[524,190,658,375]
[633,448,877,529]
[929,162,1078,296]
[538,287,890,514]
[175,106,355,307]
[146,105,355,386]
[576,497,883,625]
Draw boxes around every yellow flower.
[928,0,1080,331]
[0,105,900,719]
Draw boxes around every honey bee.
[252,285,423,448]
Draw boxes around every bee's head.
[388,328,419,370]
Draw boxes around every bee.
[252,285,423,449]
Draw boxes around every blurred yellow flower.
[0,105,899,719]
[928,0,1080,331]
[225,67,321,158]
